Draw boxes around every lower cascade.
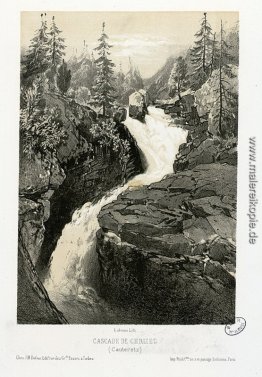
[43,106,187,323]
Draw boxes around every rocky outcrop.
[37,150,142,270]
[18,237,67,324]
[129,90,148,122]
[156,90,195,118]
[194,65,238,136]
[44,92,97,163]
[97,163,236,324]
[18,94,143,323]
[174,114,237,172]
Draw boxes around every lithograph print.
[18,11,239,324]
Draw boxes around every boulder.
[129,91,148,121]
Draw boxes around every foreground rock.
[17,241,67,324]
[97,163,236,324]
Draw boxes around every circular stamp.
[225,317,246,336]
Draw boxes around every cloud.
[109,34,175,58]
[111,34,174,47]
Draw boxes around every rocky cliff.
[96,88,237,324]
[18,94,142,324]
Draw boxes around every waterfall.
[43,106,187,322]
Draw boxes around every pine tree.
[22,14,49,78]
[213,21,238,138]
[93,22,116,117]
[56,59,71,95]
[190,12,213,88]
[47,16,66,67]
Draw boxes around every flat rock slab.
[98,163,237,254]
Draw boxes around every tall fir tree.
[190,12,213,88]
[213,21,238,138]
[23,14,49,78]
[93,22,116,117]
[47,16,66,67]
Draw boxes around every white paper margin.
[0,1,261,376]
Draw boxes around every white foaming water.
[43,106,187,319]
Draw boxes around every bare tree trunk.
[203,12,207,73]
[210,33,216,76]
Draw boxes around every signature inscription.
[225,317,246,336]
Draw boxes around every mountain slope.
[145,56,175,102]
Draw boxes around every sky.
[21,11,238,78]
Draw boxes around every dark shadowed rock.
[17,243,67,324]
[113,107,127,124]
[97,163,236,324]
[218,147,237,165]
